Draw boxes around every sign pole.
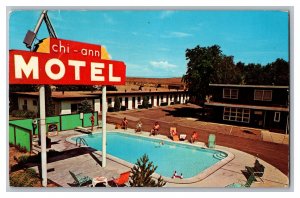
[102,85,107,167]
[39,85,47,187]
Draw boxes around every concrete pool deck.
[32,124,289,188]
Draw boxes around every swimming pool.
[70,132,231,180]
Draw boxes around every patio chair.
[225,173,256,188]
[110,171,131,187]
[170,127,179,141]
[69,171,92,187]
[208,134,216,148]
[245,159,265,182]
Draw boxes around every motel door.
[157,96,159,106]
[125,97,128,109]
[132,97,135,109]
[151,96,154,106]
[253,110,265,127]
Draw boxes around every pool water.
[71,132,227,178]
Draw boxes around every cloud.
[161,31,193,38]
[160,11,175,19]
[103,13,115,24]
[169,32,192,38]
[150,60,177,69]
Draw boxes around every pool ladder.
[75,137,88,147]
[213,153,227,160]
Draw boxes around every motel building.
[204,84,289,134]
[11,89,189,115]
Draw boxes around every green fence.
[9,123,32,152]
[9,112,98,152]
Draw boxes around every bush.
[129,154,166,187]
[107,107,114,112]
[11,110,36,118]
[148,103,153,108]
[160,102,168,106]
[17,155,30,166]
[10,168,40,187]
[114,97,121,112]
[142,96,149,109]
[138,105,144,109]
[170,102,175,105]
[15,144,28,153]
[120,106,126,111]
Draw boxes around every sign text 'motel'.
[9,38,126,85]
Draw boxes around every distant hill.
[126,77,183,85]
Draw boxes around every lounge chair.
[74,126,92,134]
[170,127,179,141]
[225,173,256,188]
[110,171,131,187]
[245,159,265,182]
[69,171,92,187]
[208,134,216,148]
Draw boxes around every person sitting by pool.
[190,131,198,143]
[150,122,160,136]
[135,120,142,133]
[172,171,183,179]
[121,117,128,130]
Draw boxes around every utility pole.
[102,86,107,167]
[23,10,57,187]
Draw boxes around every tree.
[78,98,93,113]
[113,97,121,112]
[182,45,223,104]
[129,154,166,187]
[142,96,149,109]
[45,85,55,116]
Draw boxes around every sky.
[9,10,289,78]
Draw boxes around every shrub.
[15,144,28,153]
[142,96,149,109]
[114,97,121,112]
[9,168,40,187]
[17,155,30,166]
[129,154,166,187]
[160,102,168,106]
[138,105,144,109]
[107,107,114,112]
[78,99,93,113]
[170,102,175,105]
[120,106,126,111]
[11,110,36,118]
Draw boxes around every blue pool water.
[71,132,227,178]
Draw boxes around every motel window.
[254,90,272,101]
[223,107,250,123]
[223,88,238,99]
[33,100,37,106]
[274,112,281,122]
[22,99,28,110]
[137,97,141,103]
[107,98,112,105]
[71,103,79,113]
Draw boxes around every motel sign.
[9,38,126,85]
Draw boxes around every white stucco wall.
[128,97,133,110]
[18,97,38,113]
[94,99,101,114]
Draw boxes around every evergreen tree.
[78,98,93,113]
[114,97,121,112]
[129,154,166,187]
[142,96,149,109]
